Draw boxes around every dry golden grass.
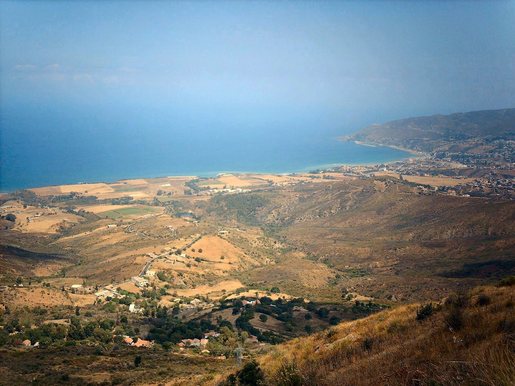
[68,293,96,306]
[172,279,244,299]
[1,202,83,234]
[188,235,247,263]
[1,287,73,309]
[259,284,515,386]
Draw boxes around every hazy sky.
[1,1,515,131]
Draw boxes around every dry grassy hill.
[207,178,515,302]
[230,281,514,386]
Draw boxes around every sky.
[1,1,514,130]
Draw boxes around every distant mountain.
[347,108,515,153]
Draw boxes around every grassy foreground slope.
[256,281,514,386]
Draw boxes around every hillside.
[0,171,513,385]
[245,281,515,386]
[207,178,515,302]
[347,108,515,154]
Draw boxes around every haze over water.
[1,2,514,190]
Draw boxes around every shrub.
[316,307,329,319]
[259,314,268,323]
[497,276,515,287]
[275,361,303,386]
[329,316,340,325]
[5,213,16,222]
[446,293,468,308]
[362,337,374,352]
[416,303,434,321]
[134,355,142,367]
[445,307,464,331]
[237,360,265,386]
[476,294,491,306]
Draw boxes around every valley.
[0,109,514,385]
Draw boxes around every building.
[131,276,149,288]
[129,303,143,314]
[133,338,154,348]
[123,336,134,345]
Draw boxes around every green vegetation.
[209,193,269,225]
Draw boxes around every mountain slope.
[348,108,515,153]
[256,282,514,386]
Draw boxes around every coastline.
[0,141,416,194]
[340,137,426,158]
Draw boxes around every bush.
[446,293,468,308]
[329,316,340,325]
[134,355,142,367]
[316,307,329,319]
[259,314,268,323]
[237,360,265,386]
[497,276,515,287]
[416,303,434,321]
[5,213,16,222]
[445,307,464,331]
[362,337,374,352]
[476,294,491,306]
[275,361,303,386]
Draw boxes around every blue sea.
[0,102,410,192]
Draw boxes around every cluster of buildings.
[177,331,220,350]
[122,336,154,348]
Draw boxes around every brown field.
[117,281,142,294]
[76,204,134,214]
[1,201,83,234]
[68,293,96,307]
[188,235,248,263]
[31,182,114,197]
[172,279,245,298]
[1,287,73,308]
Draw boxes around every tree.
[237,360,265,386]
[329,316,340,325]
[5,213,16,222]
[15,277,23,286]
[75,306,80,316]
[316,307,329,319]
[134,355,142,367]
[259,314,268,323]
